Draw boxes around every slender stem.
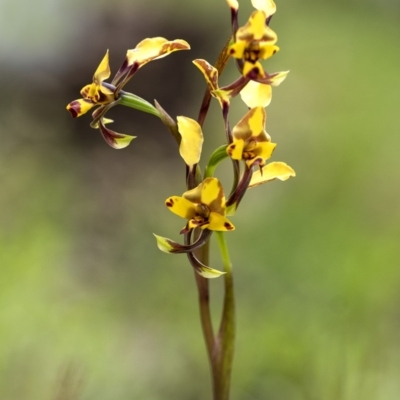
[193,240,216,374]
[214,232,235,400]
[194,36,235,400]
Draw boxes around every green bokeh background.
[1,0,400,399]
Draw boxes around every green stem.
[119,93,160,117]
[194,241,217,392]
[194,36,235,400]
[213,232,235,400]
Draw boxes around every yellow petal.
[227,139,245,160]
[200,178,226,214]
[207,212,235,231]
[182,187,201,205]
[249,162,296,188]
[237,11,277,43]
[165,196,196,219]
[93,50,111,84]
[242,60,266,79]
[177,116,204,168]
[241,81,272,108]
[255,141,276,160]
[259,44,280,60]
[245,141,276,167]
[244,11,267,40]
[251,0,276,16]
[229,41,246,59]
[66,99,95,118]
[232,107,266,141]
[226,0,239,10]
[126,37,190,67]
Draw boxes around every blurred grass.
[1,0,400,399]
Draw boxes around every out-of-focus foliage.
[1,0,400,399]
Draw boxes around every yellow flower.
[67,51,114,118]
[165,178,235,233]
[227,107,276,167]
[229,10,278,80]
[66,37,190,148]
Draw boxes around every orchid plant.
[67,0,295,399]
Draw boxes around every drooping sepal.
[153,230,212,254]
[93,118,136,149]
[249,162,296,187]
[187,248,226,279]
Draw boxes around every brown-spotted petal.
[227,139,245,160]
[165,196,197,219]
[207,212,235,231]
[193,59,219,92]
[249,162,296,187]
[66,99,96,118]
[126,37,190,67]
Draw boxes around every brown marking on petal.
[66,101,81,118]
[81,87,89,97]
[166,198,174,207]
[224,222,234,230]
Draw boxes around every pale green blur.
[1,0,400,399]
